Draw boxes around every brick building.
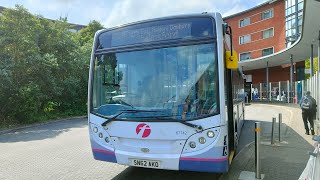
[224,0,305,85]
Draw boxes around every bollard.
[255,122,262,179]
[278,113,282,142]
[271,117,276,145]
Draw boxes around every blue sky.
[0,0,267,27]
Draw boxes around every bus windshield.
[91,43,219,120]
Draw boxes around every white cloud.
[103,0,266,28]
[1,0,267,26]
[223,4,247,17]
[104,0,215,27]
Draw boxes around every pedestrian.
[299,91,317,135]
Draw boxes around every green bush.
[0,5,103,128]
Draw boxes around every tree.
[76,20,104,46]
[0,5,100,126]
[0,5,43,123]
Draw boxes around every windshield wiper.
[180,121,203,132]
[116,99,134,108]
[101,111,203,132]
[165,95,176,102]
[154,116,203,132]
[101,109,161,126]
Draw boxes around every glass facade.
[285,0,304,46]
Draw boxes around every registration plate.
[131,159,161,168]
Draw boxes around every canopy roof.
[239,0,320,71]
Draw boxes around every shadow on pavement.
[112,166,221,180]
[226,119,315,180]
[0,118,87,143]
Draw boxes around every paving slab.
[222,104,315,180]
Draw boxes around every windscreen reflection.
[92,43,218,120]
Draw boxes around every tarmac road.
[0,118,221,180]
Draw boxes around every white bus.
[88,13,245,173]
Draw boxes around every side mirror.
[225,51,239,69]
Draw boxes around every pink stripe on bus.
[92,148,115,155]
[180,157,228,162]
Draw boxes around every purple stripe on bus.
[179,158,228,172]
[92,149,117,163]
[180,157,228,162]
[92,148,115,154]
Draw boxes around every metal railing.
[251,81,293,103]
[249,73,320,179]
[305,72,320,130]
[250,72,320,127]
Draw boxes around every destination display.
[111,23,192,47]
[97,17,215,49]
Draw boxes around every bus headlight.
[189,141,196,148]
[207,131,215,138]
[98,132,103,138]
[182,128,220,154]
[105,137,110,143]
[93,127,98,133]
[199,137,206,144]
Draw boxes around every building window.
[240,52,251,61]
[262,28,274,39]
[262,9,273,20]
[239,34,251,44]
[262,47,274,56]
[239,17,250,27]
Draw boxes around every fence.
[251,81,296,104]
[250,72,320,131]
[306,72,320,126]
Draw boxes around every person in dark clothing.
[299,91,317,135]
